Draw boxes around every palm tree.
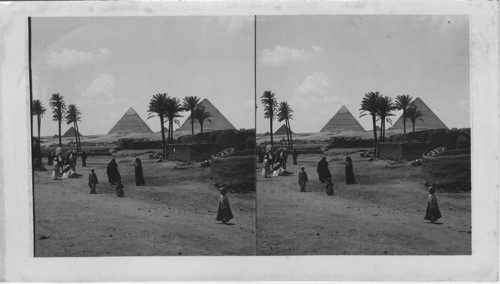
[406,106,425,132]
[182,96,201,136]
[376,96,396,142]
[192,107,213,134]
[165,97,184,144]
[261,90,278,146]
[277,101,294,149]
[65,104,82,151]
[360,91,381,144]
[49,93,66,147]
[395,95,413,134]
[31,100,46,143]
[147,93,169,157]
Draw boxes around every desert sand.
[34,150,255,256]
[256,148,471,255]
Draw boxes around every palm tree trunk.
[412,120,415,132]
[371,113,378,158]
[58,118,62,147]
[37,115,41,143]
[402,109,407,134]
[371,114,377,141]
[76,122,81,151]
[160,116,165,158]
[200,121,204,134]
[287,119,293,149]
[191,111,194,136]
[270,114,273,146]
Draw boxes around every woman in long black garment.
[134,158,145,186]
[317,157,332,183]
[107,158,120,185]
[345,156,356,184]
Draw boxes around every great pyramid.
[62,126,83,137]
[175,98,236,135]
[389,98,448,131]
[320,105,365,132]
[108,107,153,134]
[274,124,294,135]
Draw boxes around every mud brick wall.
[211,154,256,192]
[168,143,217,162]
[379,142,427,160]
[330,138,374,148]
[118,141,163,150]
[421,153,471,190]
[178,129,255,151]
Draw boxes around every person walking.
[298,166,309,192]
[88,169,98,194]
[134,158,145,186]
[424,186,442,223]
[345,156,356,185]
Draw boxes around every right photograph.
[255,15,471,255]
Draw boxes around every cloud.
[82,74,117,98]
[259,45,325,67]
[295,72,330,96]
[217,16,253,34]
[47,48,112,69]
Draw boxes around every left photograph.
[29,16,256,256]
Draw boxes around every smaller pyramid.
[320,105,365,132]
[274,124,294,135]
[389,98,448,131]
[108,107,153,134]
[62,126,83,137]
[175,98,236,134]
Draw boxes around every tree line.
[147,94,212,157]
[261,90,425,149]
[31,94,214,159]
[32,94,83,151]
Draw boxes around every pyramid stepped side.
[274,124,293,135]
[320,105,365,132]
[389,98,448,131]
[108,108,153,134]
[62,126,83,137]
[176,99,236,134]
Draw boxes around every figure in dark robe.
[424,186,442,223]
[134,158,145,186]
[345,156,356,185]
[258,149,264,163]
[298,167,308,192]
[47,151,53,166]
[81,151,87,167]
[326,178,334,196]
[317,157,332,183]
[106,158,120,185]
[215,187,233,224]
[88,169,98,194]
[292,149,298,165]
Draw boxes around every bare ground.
[256,148,471,255]
[34,151,255,256]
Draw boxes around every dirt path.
[34,153,255,256]
[256,149,471,255]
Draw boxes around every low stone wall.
[330,138,374,148]
[168,143,217,162]
[118,140,163,150]
[421,151,471,190]
[211,153,255,192]
[379,142,427,160]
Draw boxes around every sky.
[256,15,470,133]
[31,16,255,136]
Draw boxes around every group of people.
[95,158,145,197]
[50,147,85,180]
[297,156,357,195]
[259,144,298,178]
